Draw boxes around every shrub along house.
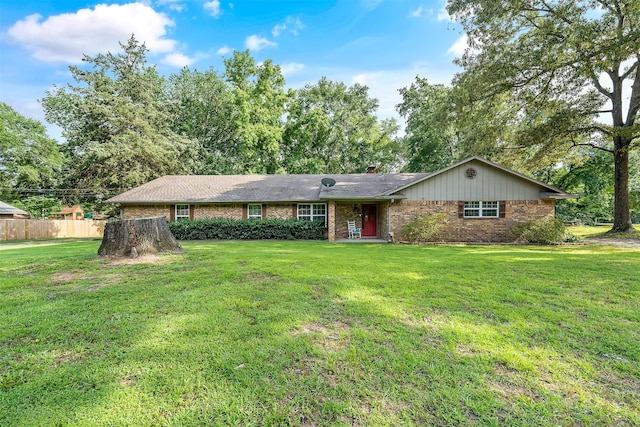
[107,157,577,243]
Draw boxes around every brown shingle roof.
[0,200,27,215]
[107,173,429,204]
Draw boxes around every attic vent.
[465,168,477,179]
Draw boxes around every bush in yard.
[168,217,326,240]
[403,213,449,243]
[511,217,567,244]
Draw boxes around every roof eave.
[539,192,579,200]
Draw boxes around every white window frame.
[175,204,190,221]
[464,201,499,218]
[297,203,327,226]
[248,203,262,220]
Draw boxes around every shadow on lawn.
[2,242,639,425]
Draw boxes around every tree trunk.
[610,139,634,233]
[98,216,185,257]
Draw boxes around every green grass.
[569,224,640,239]
[1,240,639,426]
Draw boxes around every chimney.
[366,165,377,174]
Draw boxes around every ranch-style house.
[107,156,577,243]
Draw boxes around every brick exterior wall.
[122,205,171,219]
[195,204,244,220]
[335,203,359,239]
[390,199,555,243]
[122,199,554,243]
[124,203,300,221]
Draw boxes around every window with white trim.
[297,203,327,225]
[464,201,498,218]
[176,204,190,221]
[248,203,262,220]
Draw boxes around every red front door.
[362,204,377,237]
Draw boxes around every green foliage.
[0,102,63,190]
[167,68,236,174]
[511,217,567,244]
[41,36,196,193]
[10,196,62,219]
[283,77,400,173]
[168,217,326,240]
[402,213,449,243]
[447,0,640,231]
[1,241,639,425]
[223,51,289,174]
[396,78,456,172]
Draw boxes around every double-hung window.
[175,204,190,221]
[248,203,262,220]
[464,201,498,218]
[297,203,327,225]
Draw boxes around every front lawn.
[1,240,638,426]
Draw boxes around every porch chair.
[347,220,362,239]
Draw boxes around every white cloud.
[204,0,221,17]
[287,17,306,36]
[447,34,468,56]
[410,6,423,18]
[272,23,286,37]
[245,35,277,51]
[157,0,185,12]
[7,3,177,63]
[272,17,305,37]
[280,62,304,76]
[168,3,185,12]
[437,0,450,21]
[216,45,231,55]
[162,52,193,67]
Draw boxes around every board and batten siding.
[401,161,543,201]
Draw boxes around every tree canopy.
[41,36,196,194]
[0,101,62,193]
[447,0,640,232]
[284,77,399,173]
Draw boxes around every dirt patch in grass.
[120,371,142,386]
[54,350,86,366]
[292,321,351,351]
[50,271,77,285]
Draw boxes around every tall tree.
[397,78,457,172]
[448,0,640,232]
[283,77,398,173]
[168,68,236,174]
[0,102,63,192]
[41,36,196,193]
[223,51,289,174]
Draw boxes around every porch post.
[328,201,336,242]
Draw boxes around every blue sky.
[0,0,468,140]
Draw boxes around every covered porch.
[327,200,392,242]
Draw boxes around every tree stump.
[98,216,185,257]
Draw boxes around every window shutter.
[262,204,267,218]
[242,204,247,219]
[292,204,297,218]
[170,205,175,221]
[499,201,506,218]
[189,205,195,220]
[457,201,464,218]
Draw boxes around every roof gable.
[387,157,576,199]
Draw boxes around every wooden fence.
[0,219,106,242]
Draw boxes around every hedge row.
[168,217,327,240]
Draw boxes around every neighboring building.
[107,157,577,243]
[51,205,85,220]
[0,201,28,219]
